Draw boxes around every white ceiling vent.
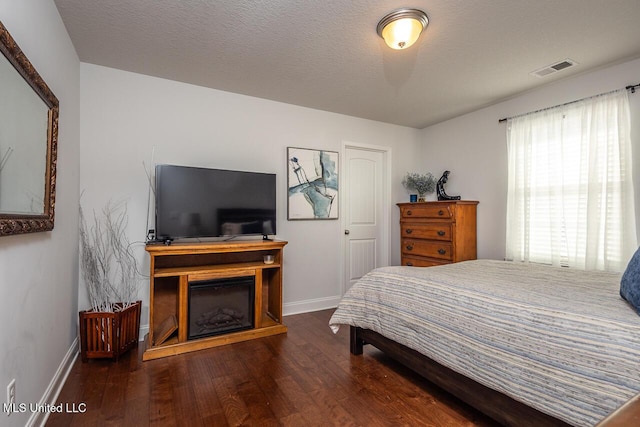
[530,59,578,78]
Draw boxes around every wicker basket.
[79,301,141,362]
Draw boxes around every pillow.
[620,247,640,315]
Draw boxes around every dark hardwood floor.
[47,309,499,426]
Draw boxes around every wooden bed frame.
[350,326,640,427]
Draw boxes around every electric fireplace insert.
[188,276,255,340]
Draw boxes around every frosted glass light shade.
[377,9,428,50]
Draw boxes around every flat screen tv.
[155,164,276,241]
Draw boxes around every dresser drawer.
[401,256,448,267]
[401,239,453,261]
[401,224,452,241]
[399,205,452,219]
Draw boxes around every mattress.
[329,260,640,426]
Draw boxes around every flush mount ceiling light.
[377,8,429,50]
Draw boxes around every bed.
[329,260,640,426]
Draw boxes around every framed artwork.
[287,147,338,220]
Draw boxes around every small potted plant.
[402,172,436,202]
[78,200,142,361]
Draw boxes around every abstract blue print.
[287,147,338,219]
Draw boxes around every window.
[506,89,636,271]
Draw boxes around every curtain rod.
[498,83,640,123]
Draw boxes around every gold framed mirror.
[0,21,59,236]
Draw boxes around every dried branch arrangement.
[402,172,436,197]
[79,200,140,312]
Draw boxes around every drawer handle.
[437,230,445,236]
[438,248,446,255]
[406,228,413,234]
[406,244,414,251]
[406,262,414,266]
[438,210,444,216]
[406,210,412,216]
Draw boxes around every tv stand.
[143,239,287,361]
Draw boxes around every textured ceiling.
[54,0,640,129]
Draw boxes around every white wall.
[79,63,421,321]
[420,58,640,261]
[0,1,80,426]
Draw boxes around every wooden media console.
[143,240,287,361]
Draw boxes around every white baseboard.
[283,295,341,316]
[139,324,149,341]
[29,338,79,427]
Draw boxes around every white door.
[343,144,390,293]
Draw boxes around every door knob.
[344,230,350,235]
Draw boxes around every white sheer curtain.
[506,89,636,271]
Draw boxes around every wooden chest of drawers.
[398,201,478,267]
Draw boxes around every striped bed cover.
[329,260,640,426]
